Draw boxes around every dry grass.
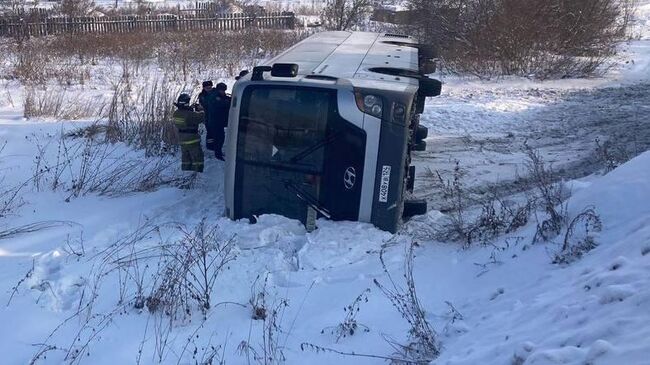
[23,87,104,120]
[105,78,180,156]
[5,29,306,85]
[30,131,191,199]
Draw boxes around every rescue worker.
[198,81,218,151]
[212,82,232,161]
[173,93,205,172]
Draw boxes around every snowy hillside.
[2,3,650,365]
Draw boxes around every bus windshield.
[237,87,332,173]
[234,85,366,224]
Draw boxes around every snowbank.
[432,152,650,365]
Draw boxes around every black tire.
[413,140,427,151]
[415,96,425,114]
[403,199,427,218]
[416,125,428,142]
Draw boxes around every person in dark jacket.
[212,82,232,161]
[198,80,218,151]
[173,93,204,172]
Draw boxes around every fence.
[0,12,296,37]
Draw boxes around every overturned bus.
[224,31,441,233]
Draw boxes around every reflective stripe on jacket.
[173,107,204,145]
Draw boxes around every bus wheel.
[420,77,442,97]
[416,125,428,142]
[403,199,427,218]
[413,140,427,151]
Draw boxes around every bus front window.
[235,86,366,224]
[239,87,330,171]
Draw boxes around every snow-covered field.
[1,3,650,365]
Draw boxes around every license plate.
[379,165,391,203]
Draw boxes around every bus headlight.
[355,92,383,118]
[364,95,379,109]
[392,102,406,122]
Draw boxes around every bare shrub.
[0,180,25,220]
[156,28,306,81]
[419,144,584,248]
[374,241,440,363]
[523,144,569,243]
[294,3,322,16]
[47,32,156,71]
[553,207,602,264]
[473,237,524,277]
[185,338,224,365]
[430,161,469,243]
[595,137,631,172]
[303,242,439,363]
[0,221,73,241]
[23,219,235,364]
[8,38,92,85]
[145,220,237,316]
[55,0,96,17]
[106,78,180,156]
[23,87,105,120]
[407,0,637,78]
[442,301,464,326]
[30,131,190,199]
[321,288,370,342]
[403,0,463,51]
[9,39,53,84]
[426,162,532,247]
[321,0,372,31]
[239,279,288,365]
[0,141,26,219]
[6,29,304,86]
[467,190,532,246]
[6,259,34,306]
[249,274,271,321]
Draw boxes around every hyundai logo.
[344,167,356,189]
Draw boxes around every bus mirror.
[419,77,442,97]
[271,63,299,78]
[251,66,272,81]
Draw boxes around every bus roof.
[262,31,421,92]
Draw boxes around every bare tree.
[321,0,373,31]
[55,0,96,17]
[406,0,637,78]
[405,0,465,47]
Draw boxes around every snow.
[428,151,650,365]
[2,2,650,365]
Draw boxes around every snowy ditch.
[1,8,650,364]
[2,76,649,364]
